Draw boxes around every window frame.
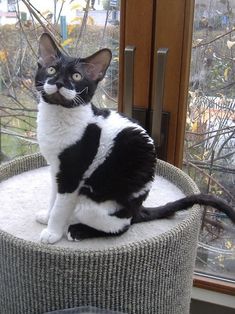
[174,0,235,293]
[119,0,235,294]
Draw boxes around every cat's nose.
[56,80,64,89]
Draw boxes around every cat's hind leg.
[67,195,131,240]
[67,222,129,240]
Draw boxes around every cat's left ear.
[83,49,112,81]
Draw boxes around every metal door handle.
[123,46,136,117]
[151,48,168,146]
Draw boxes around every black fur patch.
[68,222,130,240]
[80,127,156,208]
[91,103,110,118]
[57,123,101,193]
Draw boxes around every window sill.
[191,286,235,309]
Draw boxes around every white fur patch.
[44,82,57,95]
[72,195,130,234]
[37,100,94,166]
[131,181,153,199]
[59,87,76,100]
[43,81,76,101]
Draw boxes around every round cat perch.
[0,153,202,314]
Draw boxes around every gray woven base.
[0,153,202,314]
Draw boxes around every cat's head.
[35,33,112,108]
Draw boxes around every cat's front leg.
[36,170,57,225]
[40,191,77,244]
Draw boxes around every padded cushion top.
[0,166,187,251]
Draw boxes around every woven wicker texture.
[0,153,202,314]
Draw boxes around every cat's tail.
[131,193,235,224]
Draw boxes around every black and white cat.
[35,33,235,244]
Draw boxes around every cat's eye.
[72,73,82,82]
[46,66,56,75]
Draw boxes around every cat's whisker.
[73,94,85,106]
[72,99,79,106]
[72,97,83,107]
[75,95,84,103]
[77,87,88,95]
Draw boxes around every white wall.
[0,0,106,25]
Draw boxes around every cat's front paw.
[36,210,49,225]
[40,228,62,244]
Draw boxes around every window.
[183,0,235,283]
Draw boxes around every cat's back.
[93,106,149,141]
[94,109,155,168]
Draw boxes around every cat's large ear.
[83,49,112,81]
[38,33,61,67]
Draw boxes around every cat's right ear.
[38,33,61,67]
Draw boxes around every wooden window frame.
[119,0,235,295]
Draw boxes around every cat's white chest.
[37,101,93,165]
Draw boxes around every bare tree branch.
[183,160,235,202]
[193,28,235,49]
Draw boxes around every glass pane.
[0,0,120,162]
[184,0,235,280]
